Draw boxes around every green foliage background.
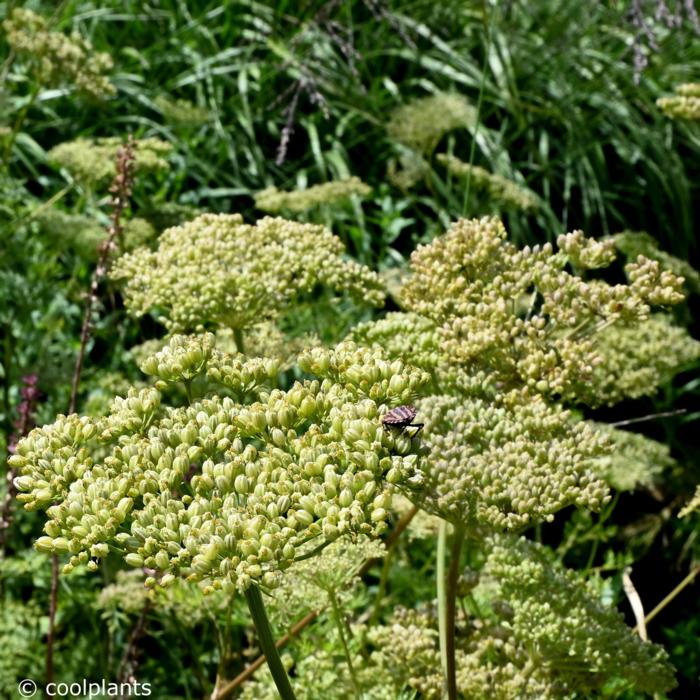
[2,1,700,698]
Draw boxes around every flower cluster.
[122,217,157,251]
[37,209,157,258]
[368,605,550,699]
[97,569,231,625]
[386,150,429,190]
[579,314,700,406]
[10,338,427,594]
[351,312,442,378]
[48,137,171,186]
[216,325,319,371]
[481,536,676,696]
[138,333,279,396]
[436,154,540,212]
[111,214,385,332]
[241,638,396,700]
[399,217,688,403]
[657,83,700,120]
[254,177,371,213]
[386,93,476,155]
[406,390,610,530]
[589,422,677,492]
[268,535,384,628]
[97,570,152,616]
[613,230,700,293]
[154,95,209,127]
[35,209,101,258]
[3,8,114,99]
[367,607,445,699]
[83,372,145,418]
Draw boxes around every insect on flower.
[381,405,423,438]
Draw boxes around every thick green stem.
[244,585,296,700]
[233,327,245,355]
[329,589,362,700]
[446,526,466,700]
[437,519,448,694]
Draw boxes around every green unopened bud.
[125,553,144,567]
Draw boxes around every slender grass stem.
[462,1,495,216]
[243,585,297,700]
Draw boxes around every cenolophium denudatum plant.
[350,216,694,698]
[1,8,114,168]
[10,209,696,698]
[10,334,428,699]
[254,177,371,214]
[110,213,385,337]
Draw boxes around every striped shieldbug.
[381,405,423,438]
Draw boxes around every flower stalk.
[437,519,448,693]
[446,525,466,700]
[243,585,297,700]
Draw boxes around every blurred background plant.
[2,0,700,698]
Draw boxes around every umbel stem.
[233,327,245,355]
[244,585,297,700]
[437,519,449,687]
[446,526,466,700]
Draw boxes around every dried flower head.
[3,8,114,99]
[254,177,371,213]
[111,214,385,332]
[387,93,476,155]
[437,154,540,212]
